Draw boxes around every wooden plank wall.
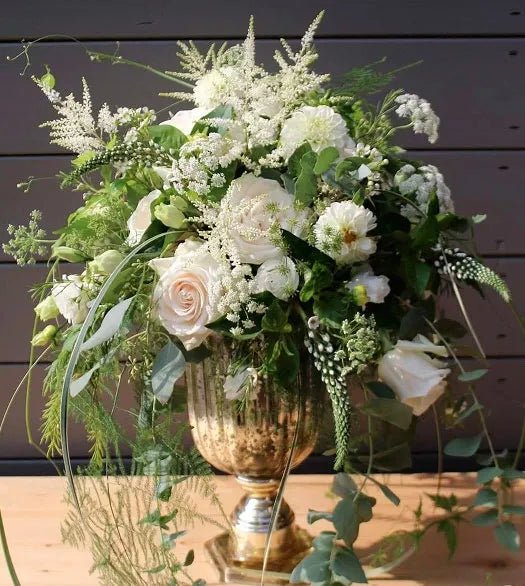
[0,0,524,472]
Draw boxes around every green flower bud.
[34,296,59,321]
[351,284,369,308]
[52,245,86,263]
[154,204,187,229]
[89,249,125,275]
[31,325,57,347]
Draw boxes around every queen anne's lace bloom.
[314,201,377,265]
[395,93,440,144]
[394,164,454,220]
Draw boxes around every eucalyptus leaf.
[70,363,100,397]
[331,546,368,584]
[471,509,498,527]
[444,433,483,457]
[151,341,186,404]
[313,146,339,175]
[476,467,502,485]
[307,509,334,524]
[81,297,134,352]
[360,397,413,430]
[474,487,497,507]
[458,369,488,382]
[366,381,396,400]
[495,521,521,551]
[332,473,358,499]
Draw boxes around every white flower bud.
[34,296,60,321]
[154,204,187,229]
[89,250,125,275]
[31,325,57,347]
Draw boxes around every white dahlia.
[314,201,377,265]
[279,105,355,159]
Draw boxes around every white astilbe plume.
[34,77,105,153]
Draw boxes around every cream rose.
[377,334,450,416]
[126,190,161,246]
[149,241,223,350]
[161,107,208,136]
[253,256,299,301]
[222,173,307,265]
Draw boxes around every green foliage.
[359,397,413,430]
[444,434,483,458]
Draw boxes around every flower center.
[343,229,357,245]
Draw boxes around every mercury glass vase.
[186,336,324,584]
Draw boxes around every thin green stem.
[87,51,195,89]
[0,511,21,586]
[512,410,525,469]
[432,404,443,495]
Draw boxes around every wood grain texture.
[0,38,524,153]
[0,474,524,585]
[1,357,523,460]
[2,151,524,260]
[1,1,525,40]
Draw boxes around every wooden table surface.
[1,474,524,586]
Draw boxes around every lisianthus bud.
[34,296,59,321]
[154,204,187,229]
[350,284,369,307]
[31,325,57,347]
[89,250,125,275]
[52,246,85,262]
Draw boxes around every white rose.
[314,201,377,265]
[377,334,450,416]
[254,256,299,301]
[126,190,161,246]
[51,274,90,325]
[346,269,390,305]
[149,241,223,350]
[161,107,209,136]
[222,173,308,265]
[280,105,355,160]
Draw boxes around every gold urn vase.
[186,337,324,584]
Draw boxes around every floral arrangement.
[2,13,523,586]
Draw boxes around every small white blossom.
[51,274,91,324]
[346,269,390,306]
[395,93,440,144]
[253,256,299,300]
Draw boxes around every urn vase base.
[205,527,311,585]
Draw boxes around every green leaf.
[399,307,430,339]
[148,125,186,150]
[374,480,401,506]
[314,292,350,327]
[333,494,375,547]
[474,487,498,507]
[151,341,186,404]
[331,473,358,499]
[476,467,502,485]
[72,150,96,169]
[495,521,520,551]
[335,157,367,180]
[360,397,413,430]
[457,401,483,423]
[366,381,396,399]
[411,215,439,249]
[70,363,100,398]
[331,546,368,584]
[290,548,331,584]
[300,261,333,302]
[288,143,314,178]
[503,504,525,516]
[183,549,195,566]
[434,318,468,339]
[414,262,431,296]
[139,509,177,530]
[472,509,498,527]
[261,301,290,333]
[281,229,335,268]
[427,493,458,512]
[162,530,187,549]
[295,151,318,205]
[81,297,134,352]
[501,468,525,481]
[458,369,488,382]
[313,147,339,174]
[437,519,457,558]
[444,433,483,457]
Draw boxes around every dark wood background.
[1,0,524,473]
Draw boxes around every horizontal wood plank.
[1,474,524,585]
[0,38,524,153]
[1,1,525,40]
[1,357,523,459]
[2,151,524,261]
